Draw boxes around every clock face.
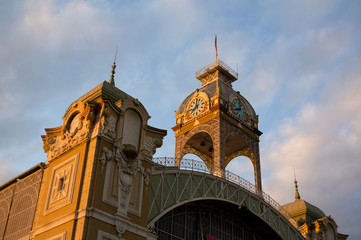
[189,97,205,116]
[232,100,246,119]
[69,114,80,133]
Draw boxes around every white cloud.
[261,54,361,235]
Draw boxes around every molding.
[44,153,80,215]
[47,232,66,240]
[46,138,89,164]
[102,162,118,206]
[101,161,145,217]
[127,172,143,217]
[18,235,30,240]
[87,207,151,238]
[97,230,118,240]
[31,210,79,237]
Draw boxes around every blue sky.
[1,0,360,238]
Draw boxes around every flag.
[215,34,218,60]
[207,234,221,240]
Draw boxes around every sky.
[0,0,360,238]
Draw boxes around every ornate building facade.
[0,60,347,240]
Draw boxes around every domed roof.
[177,81,217,114]
[282,179,326,226]
[283,199,326,225]
[177,80,257,118]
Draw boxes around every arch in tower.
[177,128,214,172]
[224,133,258,179]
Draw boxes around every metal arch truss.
[148,167,305,240]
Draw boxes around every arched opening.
[154,200,282,240]
[181,132,213,172]
[225,156,255,185]
[224,134,249,159]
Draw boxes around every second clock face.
[189,97,205,116]
[233,100,246,119]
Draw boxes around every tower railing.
[152,157,305,237]
[195,59,238,80]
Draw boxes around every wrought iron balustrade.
[195,59,238,80]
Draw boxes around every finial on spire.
[294,167,301,200]
[109,46,118,86]
[215,34,218,61]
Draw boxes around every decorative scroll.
[42,102,97,161]
[141,136,163,161]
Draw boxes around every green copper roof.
[78,81,133,103]
[282,199,326,225]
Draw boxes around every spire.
[108,46,118,86]
[294,168,301,200]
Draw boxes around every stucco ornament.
[100,143,141,238]
[114,215,128,239]
[141,136,163,161]
[140,167,151,191]
[101,106,117,139]
[99,147,113,173]
[115,144,140,212]
[42,102,98,161]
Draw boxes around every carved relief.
[45,154,79,214]
[100,144,140,238]
[141,135,163,161]
[140,167,151,191]
[42,102,98,161]
[100,147,114,173]
[115,145,140,213]
[101,106,117,140]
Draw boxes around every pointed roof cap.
[282,175,326,225]
[294,169,301,200]
[108,47,118,86]
[108,61,116,86]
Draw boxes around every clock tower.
[172,59,263,193]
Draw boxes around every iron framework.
[151,157,306,239]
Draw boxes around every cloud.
[261,52,361,236]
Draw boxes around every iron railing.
[195,59,238,80]
[152,157,304,237]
